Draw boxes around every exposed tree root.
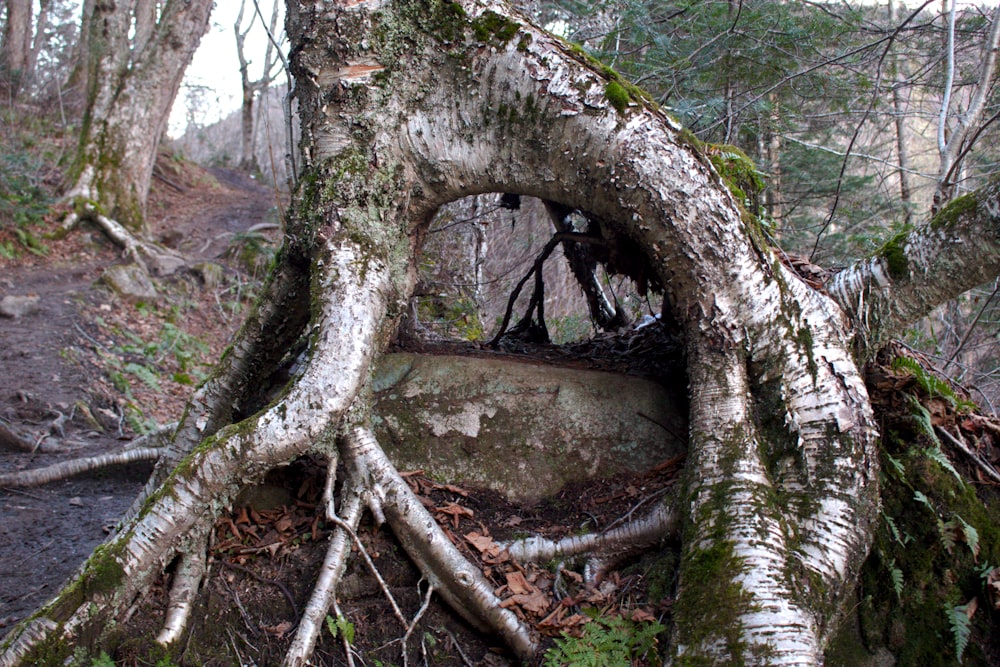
[341,426,537,661]
[0,422,175,487]
[156,533,209,645]
[0,447,161,487]
[62,203,185,276]
[502,497,679,576]
[0,421,35,453]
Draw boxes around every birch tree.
[62,0,212,242]
[234,0,284,173]
[3,0,1000,665]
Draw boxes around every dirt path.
[0,161,278,634]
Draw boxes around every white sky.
[168,0,285,137]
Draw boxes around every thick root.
[502,497,679,576]
[156,535,209,645]
[342,426,537,661]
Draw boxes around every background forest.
[3,0,1000,665]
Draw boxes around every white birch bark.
[5,1,1000,665]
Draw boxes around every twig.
[442,628,476,667]
[327,513,410,630]
[402,581,435,667]
[935,426,1000,484]
[220,559,300,619]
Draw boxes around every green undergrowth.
[0,108,61,259]
[544,610,665,667]
[829,357,1000,665]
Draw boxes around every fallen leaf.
[262,620,293,638]
[465,531,500,557]
[628,608,658,623]
[988,568,1000,610]
[506,571,534,595]
[435,501,474,528]
[501,589,550,615]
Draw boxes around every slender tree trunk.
[63,0,94,112]
[888,0,913,225]
[0,0,32,98]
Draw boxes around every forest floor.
[0,154,679,666]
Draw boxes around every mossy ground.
[828,353,1000,665]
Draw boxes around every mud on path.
[0,158,280,634]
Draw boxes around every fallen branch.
[936,425,1000,484]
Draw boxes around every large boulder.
[373,353,687,503]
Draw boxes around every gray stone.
[372,353,687,503]
[100,263,158,302]
[190,261,225,288]
[0,295,41,318]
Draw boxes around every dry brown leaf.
[506,571,534,595]
[263,620,293,638]
[628,608,658,623]
[988,568,1000,610]
[435,501,474,528]
[501,589,550,615]
[465,531,500,557]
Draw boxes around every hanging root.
[341,426,537,661]
[157,532,210,645]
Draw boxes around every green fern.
[888,560,904,600]
[893,357,959,407]
[907,397,963,484]
[325,614,355,645]
[90,653,116,667]
[946,601,974,662]
[543,613,664,667]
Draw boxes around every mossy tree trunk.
[3,1,1000,666]
[64,0,213,235]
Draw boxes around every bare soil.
[0,158,280,635]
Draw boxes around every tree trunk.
[64,0,213,234]
[3,1,999,665]
[0,0,32,98]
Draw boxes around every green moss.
[929,192,978,230]
[850,422,1000,666]
[85,543,127,595]
[707,144,766,215]
[470,10,519,46]
[672,541,751,664]
[876,230,911,281]
[930,192,979,229]
[604,81,631,114]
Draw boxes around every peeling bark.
[3,0,998,665]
